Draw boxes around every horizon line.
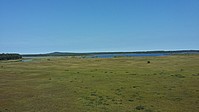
[1,49,199,55]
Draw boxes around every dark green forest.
[0,54,22,60]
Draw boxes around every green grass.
[0,55,199,112]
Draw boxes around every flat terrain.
[0,55,199,112]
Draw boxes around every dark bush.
[173,74,185,78]
[136,105,145,110]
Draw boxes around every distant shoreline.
[22,50,199,57]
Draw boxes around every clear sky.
[0,0,199,54]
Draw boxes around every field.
[0,55,199,112]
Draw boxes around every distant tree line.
[0,53,22,60]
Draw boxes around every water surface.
[87,53,169,58]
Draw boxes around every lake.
[22,53,170,59]
[21,59,33,62]
[87,53,169,58]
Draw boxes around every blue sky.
[0,0,199,54]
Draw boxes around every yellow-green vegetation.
[0,55,199,112]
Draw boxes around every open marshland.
[0,55,199,112]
